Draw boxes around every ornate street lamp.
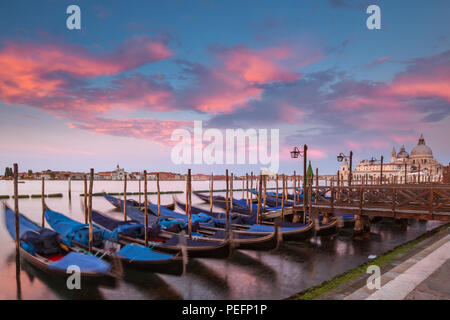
[290,145,308,221]
[290,146,303,159]
[369,155,384,184]
[337,151,353,186]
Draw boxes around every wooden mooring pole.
[230,173,234,211]
[41,177,45,227]
[83,174,88,223]
[257,172,262,224]
[157,173,161,217]
[68,177,72,199]
[209,173,213,214]
[88,168,94,252]
[246,173,249,209]
[13,163,20,255]
[187,169,192,238]
[303,145,308,224]
[144,170,148,247]
[138,179,141,209]
[275,173,279,206]
[250,172,253,213]
[225,169,230,234]
[123,174,127,221]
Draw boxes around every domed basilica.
[340,134,444,183]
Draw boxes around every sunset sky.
[0,0,449,175]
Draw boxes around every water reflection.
[123,270,182,300]
[15,254,21,300]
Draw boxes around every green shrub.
[47,193,63,198]
[0,195,10,199]
[12,195,30,199]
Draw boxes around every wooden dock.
[291,184,450,222]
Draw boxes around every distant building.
[340,134,444,183]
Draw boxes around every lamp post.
[369,155,384,184]
[290,145,307,222]
[337,151,353,186]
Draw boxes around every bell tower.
[391,147,397,163]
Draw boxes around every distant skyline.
[0,0,449,175]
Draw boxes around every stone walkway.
[345,234,450,300]
[316,225,450,300]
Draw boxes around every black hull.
[19,248,118,286]
[315,218,339,236]
[232,231,279,251]
[281,221,315,241]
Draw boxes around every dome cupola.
[411,134,433,158]
[397,145,409,159]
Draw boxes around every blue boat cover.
[246,224,304,233]
[117,243,173,261]
[4,206,41,240]
[49,251,111,274]
[44,208,118,247]
[91,209,162,239]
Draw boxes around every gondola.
[106,194,281,251]
[91,205,234,259]
[193,191,282,220]
[3,204,118,284]
[173,196,314,242]
[44,207,185,275]
[112,197,175,211]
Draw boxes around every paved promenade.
[317,225,450,300]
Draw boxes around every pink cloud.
[184,44,320,114]
[219,45,300,84]
[67,117,189,144]
[0,37,172,107]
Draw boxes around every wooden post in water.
[83,174,88,224]
[68,177,72,199]
[209,173,213,214]
[144,170,148,247]
[187,169,192,238]
[246,173,249,208]
[281,174,285,221]
[88,168,94,252]
[230,173,234,211]
[157,173,161,217]
[242,176,244,199]
[138,179,141,209]
[275,174,279,206]
[123,174,127,221]
[225,169,230,233]
[293,171,296,207]
[257,172,263,224]
[13,164,20,255]
[262,174,266,211]
[303,145,308,224]
[250,172,253,213]
[41,177,45,227]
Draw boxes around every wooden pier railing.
[299,185,450,222]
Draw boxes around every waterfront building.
[339,134,444,183]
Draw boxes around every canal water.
[0,180,445,299]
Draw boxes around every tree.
[28,169,33,175]
[4,167,12,178]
